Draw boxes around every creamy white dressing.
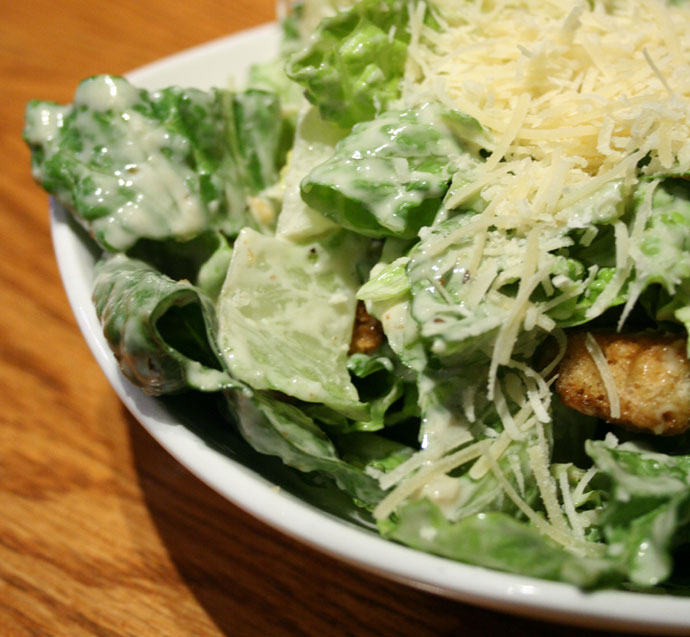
[24,103,69,146]
[418,474,461,513]
[184,361,235,392]
[629,505,677,586]
[559,180,625,229]
[74,75,141,111]
[80,94,207,247]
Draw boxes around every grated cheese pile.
[406,0,690,227]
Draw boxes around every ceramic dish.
[50,22,690,633]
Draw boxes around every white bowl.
[50,22,690,634]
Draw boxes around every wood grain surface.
[0,1,649,635]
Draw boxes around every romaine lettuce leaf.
[544,260,625,327]
[217,227,368,419]
[226,89,293,197]
[301,102,484,238]
[128,230,232,301]
[407,214,547,363]
[588,440,690,587]
[25,76,290,250]
[357,240,427,372]
[357,256,410,302]
[285,0,415,128]
[383,499,621,588]
[632,179,690,313]
[93,254,234,394]
[335,430,414,474]
[298,351,418,432]
[228,390,385,505]
[275,104,346,239]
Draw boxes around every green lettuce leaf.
[383,499,621,588]
[407,214,548,363]
[587,439,690,587]
[336,430,414,474]
[307,352,419,432]
[544,261,625,327]
[25,76,290,250]
[630,179,690,290]
[628,180,690,338]
[128,230,232,301]
[357,256,410,302]
[217,227,368,419]
[356,238,426,370]
[275,104,347,239]
[228,390,385,505]
[301,102,484,238]
[285,0,415,128]
[92,254,235,395]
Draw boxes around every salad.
[24,0,690,591]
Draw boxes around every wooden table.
[0,2,634,634]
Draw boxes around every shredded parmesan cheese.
[488,262,550,398]
[618,179,661,329]
[527,445,569,532]
[508,452,526,497]
[379,427,474,491]
[469,430,512,480]
[374,440,489,520]
[585,220,631,320]
[585,332,621,419]
[556,465,586,539]
[485,451,606,557]
[493,379,523,440]
[405,0,690,224]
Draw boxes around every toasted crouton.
[349,301,383,355]
[555,332,690,435]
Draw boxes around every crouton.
[554,332,690,435]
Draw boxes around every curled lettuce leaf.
[348,352,417,429]
[93,254,234,394]
[128,230,232,302]
[25,76,290,250]
[286,0,415,128]
[304,352,419,433]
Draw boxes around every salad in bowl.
[24,0,690,595]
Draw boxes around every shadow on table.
[124,403,622,637]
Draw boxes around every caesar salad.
[24,0,690,591]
